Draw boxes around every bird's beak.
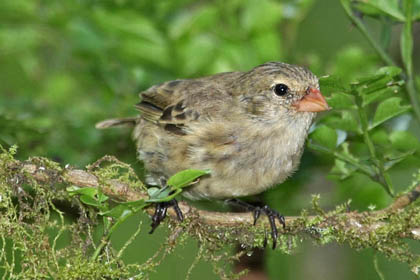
[293,88,330,112]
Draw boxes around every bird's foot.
[253,205,285,249]
[227,199,285,249]
[149,199,184,234]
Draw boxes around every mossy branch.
[7,156,420,238]
[2,154,420,276]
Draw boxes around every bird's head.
[239,62,330,122]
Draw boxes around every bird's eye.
[273,83,289,96]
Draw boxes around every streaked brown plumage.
[97,62,329,201]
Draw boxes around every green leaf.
[414,1,420,20]
[358,76,401,97]
[326,93,356,110]
[389,131,420,151]
[353,2,383,17]
[67,186,109,207]
[371,129,390,146]
[354,67,400,90]
[340,142,361,164]
[80,195,100,207]
[354,73,387,87]
[310,125,337,150]
[356,66,403,107]
[376,66,402,77]
[67,186,98,197]
[331,171,389,208]
[97,192,109,203]
[383,149,417,171]
[379,19,392,50]
[323,111,361,133]
[401,0,413,77]
[330,159,357,180]
[370,97,411,129]
[101,199,146,219]
[354,0,405,21]
[319,75,349,95]
[101,205,132,219]
[361,86,400,107]
[146,188,182,203]
[167,169,211,189]
[147,187,160,198]
[121,199,147,208]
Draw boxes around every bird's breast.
[182,114,313,200]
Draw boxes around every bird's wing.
[136,73,242,128]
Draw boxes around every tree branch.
[10,156,420,242]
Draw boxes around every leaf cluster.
[311,66,416,200]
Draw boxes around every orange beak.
[293,88,330,112]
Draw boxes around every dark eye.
[273,83,289,96]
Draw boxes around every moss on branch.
[1,148,419,278]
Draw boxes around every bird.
[97,61,330,248]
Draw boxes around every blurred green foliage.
[1,0,420,279]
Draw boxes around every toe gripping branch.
[228,199,286,249]
[149,177,184,234]
[149,199,184,234]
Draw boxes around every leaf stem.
[340,0,396,67]
[357,102,395,196]
[373,253,386,280]
[308,142,375,177]
[91,208,144,261]
[401,0,420,123]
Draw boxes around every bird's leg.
[148,178,184,234]
[149,202,167,234]
[226,199,285,249]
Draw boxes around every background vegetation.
[1,0,420,279]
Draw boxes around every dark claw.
[149,202,166,234]
[267,212,278,249]
[149,199,183,234]
[172,199,184,222]
[227,199,286,249]
[253,208,261,226]
[258,205,286,249]
[263,230,268,248]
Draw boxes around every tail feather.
[95,117,137,129]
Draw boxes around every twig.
[340,0,396,67]
[340,0,420,123]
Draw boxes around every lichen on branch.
[0,147,419,278]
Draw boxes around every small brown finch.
[97,62,329,247]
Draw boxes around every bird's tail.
[95,117,137,129]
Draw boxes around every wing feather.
[135,72,243,130]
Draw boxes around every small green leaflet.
[323,111,361,134]
[361,86,399,107]
[389,130,420,151]
[376,66,402,76]
[146,186,181,202]
[100,199,146,219]
[370,97,411,129]
[319,75,349,94]
[327,93,356,110]
[330,159,357,180]
[146,169,211,203]
[167,169,211,189]
[310,125,337,150]
[353,0,405,21]
[67,186,98,197]
[67,186,109,207]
